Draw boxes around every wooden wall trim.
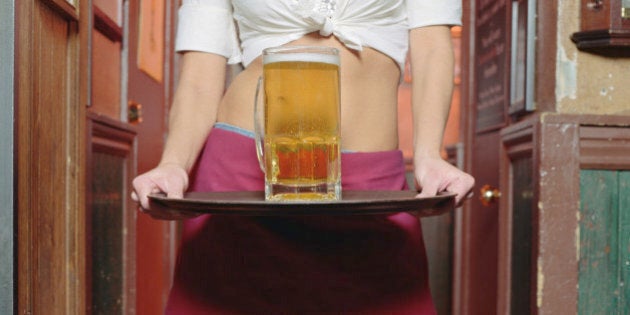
[93,5,122,42]
[501,118,536,158]
[41,0,78,21]
[498,116,537,314]
[89,111,137,148]
[536,117,580,315]
[580,126,630,169]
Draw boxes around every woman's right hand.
[131,163,199,220]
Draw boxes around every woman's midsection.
[216,34,402,152]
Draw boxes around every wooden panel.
[23,3,70,313]
[461,131,500,315]
[86,112,137,314]
[16,0,87,313]
[509,157,534,315]
[474,0,509,132]
[91,29,121,119]
[90,151,125,314]
[580,0,613,30]
[579,170,624,314]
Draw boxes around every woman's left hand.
[413,156,475,207]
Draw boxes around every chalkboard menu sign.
[475,0,509,132]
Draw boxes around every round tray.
[148,190,455,217]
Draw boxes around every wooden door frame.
[15,0,89,313]
[454,0,474,311]
[456,0,505,312]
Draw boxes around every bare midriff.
[216,32,402,152]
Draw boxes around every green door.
[579,170,630,314]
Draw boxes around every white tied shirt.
[175,0,462,71]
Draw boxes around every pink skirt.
[165,124,436,314]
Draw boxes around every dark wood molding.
[571,29,630,57]
[88,111,137,151]
[579,125,630,169]
[41,0,78,21]
[93,5,122,42]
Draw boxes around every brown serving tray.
[148,190,455,217]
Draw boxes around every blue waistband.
[214,122,255,139]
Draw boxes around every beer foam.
[264,52,339,65]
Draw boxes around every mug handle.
[253,76,266,173]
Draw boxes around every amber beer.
[256,46,341,201]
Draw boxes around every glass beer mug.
[254,46,342,201]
